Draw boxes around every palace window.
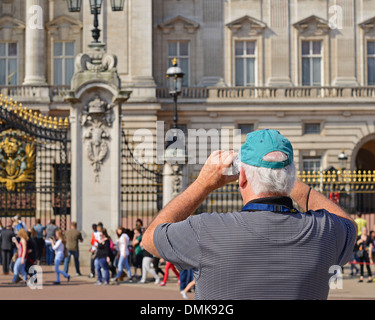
[53,42,75,86]
[238,123,254,135]
[302,156,321,172]
[303,123,321,135]
[367,41,375,85]
[0,42,18,85]
[301,40,322,86]
[168,41,189,87]
[235,41,256,86]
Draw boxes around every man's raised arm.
[142,151,238,257]
[290,180,358,236]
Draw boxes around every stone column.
[66,43,131,264]
[23,0,47,85]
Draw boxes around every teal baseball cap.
[239,129,293,169]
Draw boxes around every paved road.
[0,264,373,300]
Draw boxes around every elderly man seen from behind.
[142,129,357,300]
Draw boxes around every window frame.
[167,40,190,87]
[0,42,18,86]
[303,122,322,135]
[367,40,375,86]
[234,40,257,87]
[52,41,75,86]
[301,40,323,87]
[302,156,322,172]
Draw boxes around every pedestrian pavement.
[0,264,373,300]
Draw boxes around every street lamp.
[66,0,125,43]
[166,58,185,129]
[338,149,348,170]
[66,0,82,12]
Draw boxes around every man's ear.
[239,167,247,189]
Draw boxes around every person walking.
[180,279,195,300]
[32,219,45,265]
[355,213,367,236]
[45,220,59,265]
[0,221,15,275]
[63,222,83,276]
[159,261,180,286]
[12,228,29,284]
[142,129,357,300]
[179,269,193,297]
[132,228,143,280]
[113,227,132,283]
[139,238,160,284]
[152,256,164,278]
[89,224,101,278]
[94,231,111,285]
[50,230,70,285]
[356,227,373,283]
[370,230,375,262]
[102,228,116,278]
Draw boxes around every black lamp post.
[166,58,185,129]
[338,149,348,170]
[66,0,125,43]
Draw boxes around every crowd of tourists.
[0,215,193,299]
[1,211,374,298]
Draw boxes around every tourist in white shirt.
[113,227,132,283]
[50,230,70,285]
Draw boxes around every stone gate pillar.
[65,43,131,249]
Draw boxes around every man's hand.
[196,150,239,193]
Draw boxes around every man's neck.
[242,193,288,205]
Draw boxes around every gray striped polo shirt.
[154,200,356,300]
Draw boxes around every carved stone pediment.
[0,16,25,30]
[158,15,200,34]
[0,16,25,40]
[46,15,83,40]
[293,15,330,36]
[226,15,267,36]
[359,17,375,34]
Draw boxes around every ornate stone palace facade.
[1,0,375,232]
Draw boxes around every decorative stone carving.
[158,15,200,35]
[75,45,118,73]
[226,15,267,36]
[71,43,121,91]
[359,17,375,34]
[293,15,331,36]
[171,163,183,198]
[0,16,25,41]
[80,95,114,181]
[46,15,83,41]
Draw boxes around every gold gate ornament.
[0,130,36,191]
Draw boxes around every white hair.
[240,151,297,196]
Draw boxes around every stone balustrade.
[0,85,70,103]
[2,85,375,104]
[157,86,375,101]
